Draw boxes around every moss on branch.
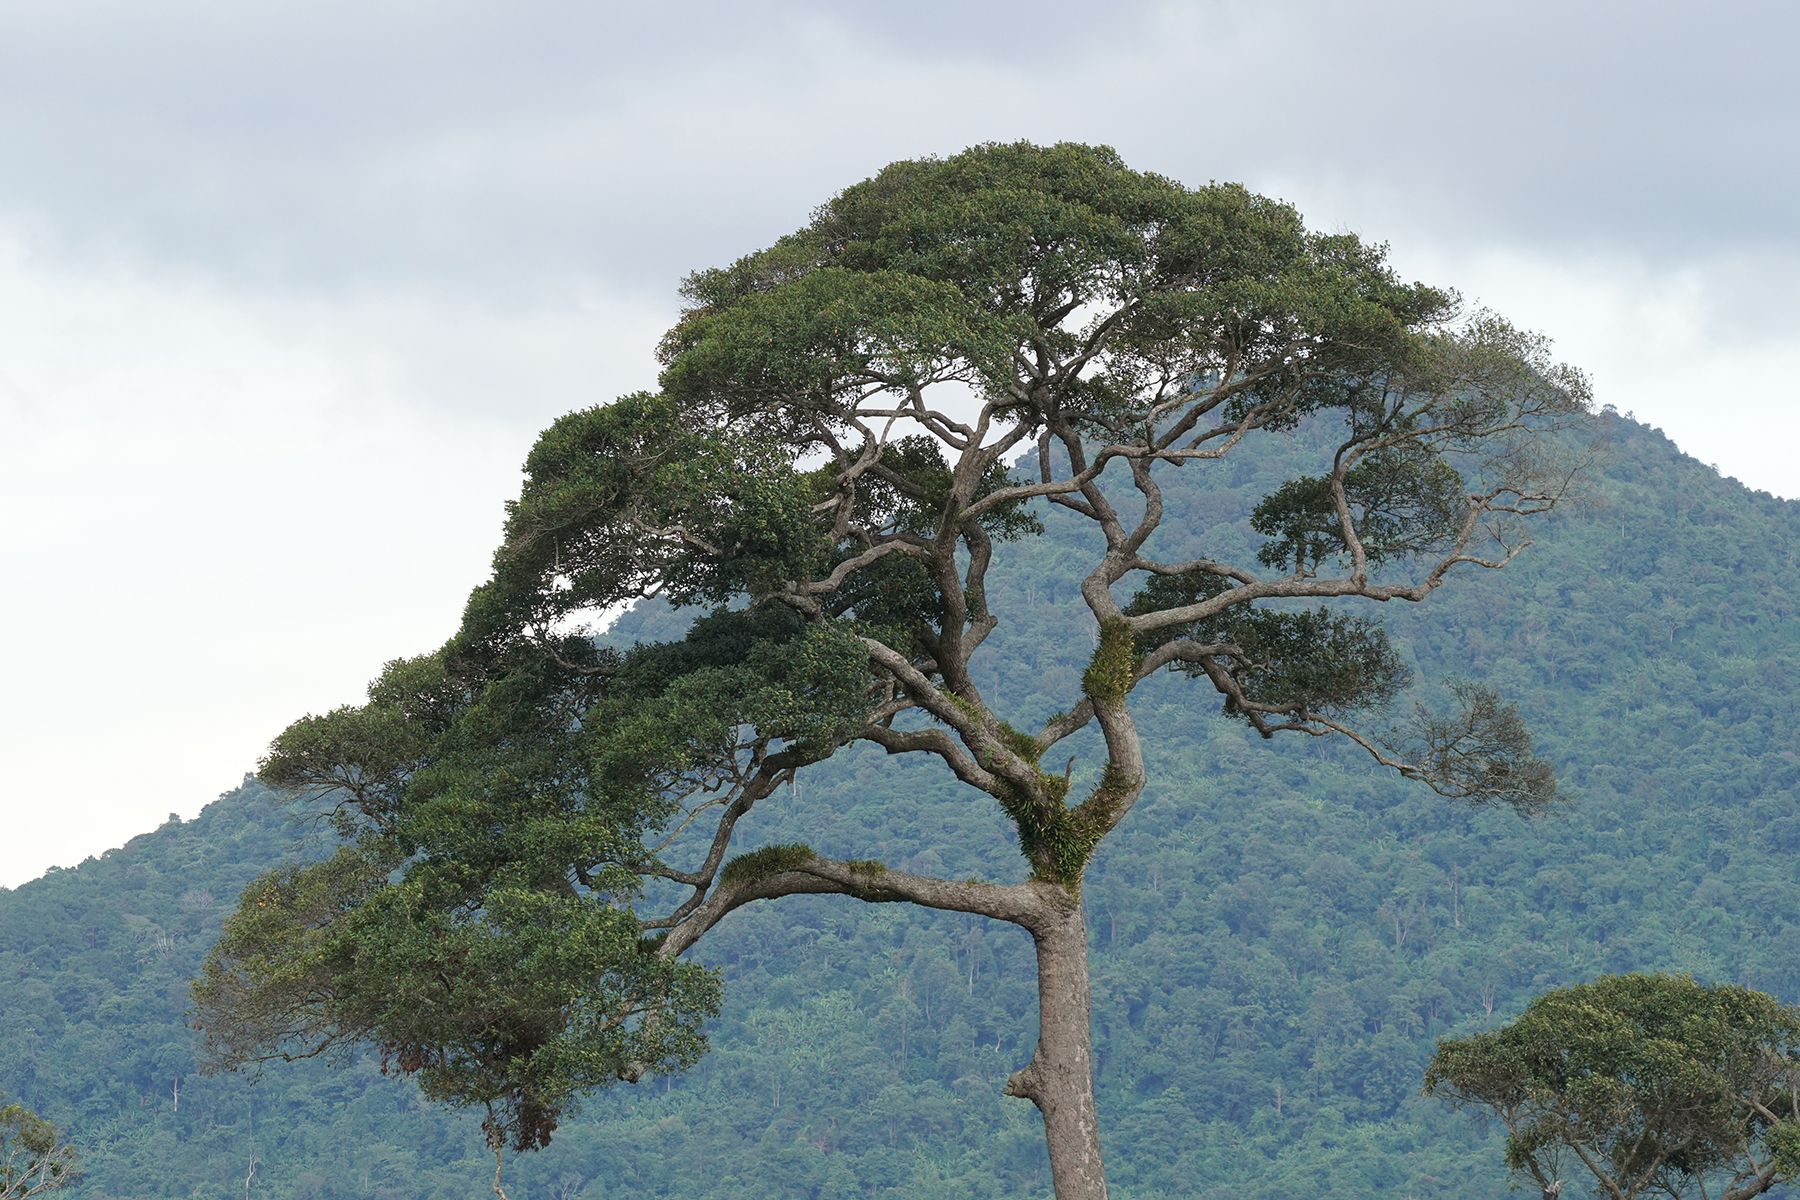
[1081,617,1142,705]
[718,843,816,888]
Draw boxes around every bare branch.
[658,855,1069,959]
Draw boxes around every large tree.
[1425,973,1800,1200]
[194,142,1589,1200]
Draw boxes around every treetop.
[1427,973,1800,1200]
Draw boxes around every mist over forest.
[5,411,1800,1199]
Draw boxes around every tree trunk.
[1005,901,1107,1200]
[662,864,1114,1198]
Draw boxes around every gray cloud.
[0,0,1791,296]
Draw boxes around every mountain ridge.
[6,411,1800,1198]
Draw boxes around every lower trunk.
[661,862,1113,1195]
[1005,902,1107,1200]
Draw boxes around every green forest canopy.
[3,411,1800,1199]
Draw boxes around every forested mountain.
[5,409,1800,1199]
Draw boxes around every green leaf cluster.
[1128,573,1410,720]
[1426,973,1800,1198]
[196,613,881,1150]
[1,1094,76,1198]
[1251,445,1465,573]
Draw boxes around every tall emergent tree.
[194,142,1589,1200]
[1426,974,1800,1200]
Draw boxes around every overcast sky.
[3,0,1796,888]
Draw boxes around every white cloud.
[0,238,669,887]
[1378,242,1800,497]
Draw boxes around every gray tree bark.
[659,864,1111,1198]
[1005,899,1108,1200]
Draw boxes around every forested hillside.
[5,410,1800,1199]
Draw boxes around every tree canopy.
[1427,973,1800,1200]
[0,1096,76,1200]
[192,140,1588,1199]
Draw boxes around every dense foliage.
[1427,973,1800,1199]
[5,411,1800,1197]
[1,1094,77,1198]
